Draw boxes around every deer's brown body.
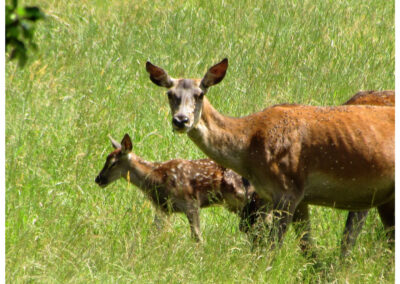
[95,134,253,241]
[228,103,394,209]
[239,90,395,255]
[146,58,395,253]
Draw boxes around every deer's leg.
[185,206,203,242]
[268,194,299,250]
[239,193,267,233]
[340,210,369,257]
[377,199,394,244]
[292,202,313,253]
[238,194,273,248]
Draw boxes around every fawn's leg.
[185,206,203,242]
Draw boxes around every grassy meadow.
[6,0,394,282]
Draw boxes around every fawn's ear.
[146,61,175,88]
[120,134,133,153]
[109,135,121,149]
[200,58,228,90]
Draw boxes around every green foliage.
[6,0,45,67]
[6,0,394,282]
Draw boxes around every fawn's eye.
[109,162,117,169]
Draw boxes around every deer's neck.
[124,154,162,191]
[188,98,250,177]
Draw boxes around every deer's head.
[146,58,228,133]
[95,134,133,187]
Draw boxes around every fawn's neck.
[188,98,251,177]
[124,154,162,191]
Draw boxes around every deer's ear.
[120,134,133,153]
[200,58,228,90]
[109,135,121,149]
[146,61,175,88]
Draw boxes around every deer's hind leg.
[377,199,394,244]
[340,210,369,257]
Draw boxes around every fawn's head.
[95,134,133,187]
[146,58,228,133]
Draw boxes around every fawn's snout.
[95,174,108,187]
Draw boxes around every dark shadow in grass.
[298,251,341,283]
[247,219,320,262]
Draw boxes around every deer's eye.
[194,92,204,101]
[109,162,117,169]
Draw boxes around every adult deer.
[239,90,395,256]
[95,134,254,242]
[146,58,395,253]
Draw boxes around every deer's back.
[344,90,395,106]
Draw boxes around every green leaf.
[6,25,20,39]
[9,39,28,67]
[16,7,26,17]
[5,3,45,68]
[20,7,45,21]
[5,5,16,25]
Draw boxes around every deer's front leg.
[292,202,313,253]
[268,193,299,250]
[185,206,203,242]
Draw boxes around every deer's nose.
[95,175,108,187]
[172,115,189,128]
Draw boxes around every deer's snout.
[172,114,189,129]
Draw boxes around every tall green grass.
[6,0,394,282]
